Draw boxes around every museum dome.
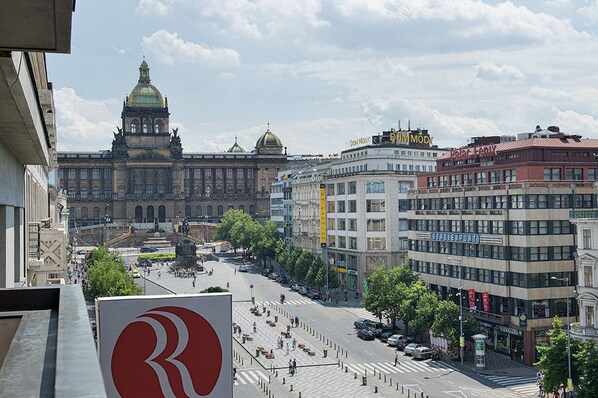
[256,124,282,148]
[227,136,246,153]
[127,59,165,108]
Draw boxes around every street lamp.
[552,276,572,393]
[448,256,465,367]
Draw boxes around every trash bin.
[274,315,278,322]
[362,376,367,386]
[255,349,260,357]
[267,310,271,317]
[323,349,328,358]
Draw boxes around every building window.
[475,172,487,185]
[348,200,357,212]
[367,237,386,250]
[328,235,336,247]
[544,168,561,181]
[565,168,583,181]
[337,219,346,230]
[327,218,335,230]
[349,237,357,250]
[68,169,75,179]
[366,181,385,193]
[504,169,516,182]
[348,181,357,194]
[530,247,549,261]
[489,170,500,184]
[427,177,436,188]
[462,173,472,185]
[338,236,346,248]
[366,199,385,212]
[575,194,593,208]
[532,300,549,318]
[80,168,88,179]
[366,219,386,231]
[349,219,357,231]
[479,220,490,234]
[327,201,335,213]
[583,265,593,287]
[590,168,598,182]
[529,221,548,235]
[327,184,335,196]
[586,306,595,328]
[118,186,125,199]
[337,182,345,194]
[510,195,523,209]
[511,247,525,261]
[528,194,548,208]
[553,246,572,260]
[337,201,346,213]
[583,229,592,249]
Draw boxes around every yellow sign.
[389,131,433,146]
[459,337,465,348]
[567,378,573,391]
[319,186,326,247]
[348,136,371,147]
[331,266,347,273]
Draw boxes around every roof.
[126,60,165,108]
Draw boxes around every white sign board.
[96,293,232,398]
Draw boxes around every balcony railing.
[570,323,598,338]
[465,308,510,325]
[569,210,598,219]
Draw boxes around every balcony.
[570,323,598,339]
[465,308,510,325]
[569,209,598,220]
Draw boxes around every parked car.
[298,286,309,296]
[374,326,393,338]
[276,275,288,284]
[354,318,368,329]
[403,343,422,356]
[268,272,279,280]
[380,331,394,343]
[357,328,375,340]
[290,283,302,291]
[387,334,405,347]
[412,346,434,360]
[239,264,248,272]
[307,289,320,299]
[261,268,271,276]
[76,249,91,255]
[140,246,158,253]
[396,337,415,351]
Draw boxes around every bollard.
[354,372,357,379]
[379,372,381,380]
[290,385,293,392]
[396,382,399,390]
[402,385,404,393]
[408,389,410,398]
[390,377,392,386]
[283,378,285,385]
[362,376,367,386]
[269,375,271,383]
[375,386,378,393]
[345,366,348,373]
[276,371,278,377]
[299,393,301,398]
[384,374,386,383]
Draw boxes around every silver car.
[403,343,421,356]
[412,346,433,360]
[387,334,405,346]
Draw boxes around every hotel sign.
[431,232,480,244]
[348,129,434,148]
[348,136,371,147]
[319,185,326,247]
[449,144,497,160]
[388,131,433,146]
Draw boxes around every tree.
[412,289,439,338]
[397,281,428,335]
[364,267,390,321]
[294,250,312,282]
[85,246,142,300]
[229,219,258,256]
[431,300,460,346]
[575,340,598,398]
[252,221,278,266]
[274,239,288,272]
[200,286,229,293]
[216,210,252,244]
[286,246,302,279]
[305,257,321,287]
[536,317,582,396]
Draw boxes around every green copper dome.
[127,59,165,108]
[227,136,246,153]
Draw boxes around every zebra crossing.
[480,375,539,397]
[256,299,316,306]
[234,369,269,385]
[345,359,456,375]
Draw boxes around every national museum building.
[57,60,287,228]
[407,126,598,365]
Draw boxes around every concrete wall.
[0,141,25,208]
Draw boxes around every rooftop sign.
[348,129,434,148]
[449,144,497,160]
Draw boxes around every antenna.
[408,120,411,131]
[398,120,401,130]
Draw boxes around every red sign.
[468,289,476,309]
[450,144,497,160]
[482,292,490,312]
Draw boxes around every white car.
[413,346,433,360]
[239,264,248,272]
[403,343,421,356]
[387,334,405,347]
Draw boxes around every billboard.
[97,293,232,398]
[319,185,327,247]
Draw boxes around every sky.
[48,0,598,156]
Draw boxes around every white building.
[570,209,598,342]
[324,129,447,291]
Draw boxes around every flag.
[363,280,369,294]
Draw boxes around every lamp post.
[448,257,464,367]
[552,276,572,393]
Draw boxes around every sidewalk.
[455,350,539,378]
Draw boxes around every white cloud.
[578,2,598,23]
[54,88,119,151]
[142,30,241,67]
[555,109,598,132]
[334,0,585,42]
[112,46,127,55]
[136,0,173,16]
[529,86,572,100]
[219,72,236,79]
[476,60,525,81]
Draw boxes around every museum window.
[205,169,212,178]
[92,187,100,199]
[349,237,357,250]
[565,168,583,181]
[366,199,385,212]
[215,169,223,179]
[207,205,213,216]
[157,185,165,195]
[118,186,125,199]
[337,182,345,194]
[68,169,75,179]
[143,123,148,133]
[349,219,357,231]
[367,219,386,232]
[348,200,357,212]
[226,168,234,179]
[131,120,138,133]
[217,205,224,216]
[337,200,346,213]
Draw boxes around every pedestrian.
[286,343,290,356]
[235,267,237,274]
[394,352,399,366]
[290,316,294,327]
[293,359,297,373]
[294,315,299,327]
[288,359,293,373]
[238,326,242,337]
[227,281,230,288]
[292,338,297,350]
[158,271,161,278]
[253,321,257,333]
[192,279,195,288]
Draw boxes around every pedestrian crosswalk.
[234,369,269,385]
[479,375,539,397]
[256,299,316,306]
[345,359,456,376]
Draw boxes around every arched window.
[207,205,213,216]
[228,204,234,210]
[196,205,202,217]
[217,205,224,217]
[158,205,166,222]
[147,206,154,223]
[239,205,245,212]
[155,120,164,134]
[185,205,191,218]
[93,206,100,221]
[80,187,88,199]
[135,206,143,223]
[92,186,100,199]
[143,123,148,133]
[81,207,89,220]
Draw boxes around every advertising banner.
[319,185,327,247]
[482,292,490,312]
[97,293,232,398]
[468,289,476,309]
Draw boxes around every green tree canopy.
[200,286,230,293]
[216,209,253,243]
[85,246,142,301]
[251,221,278,266]
[575,340,598,398]
[412,289,440,337]
[294,250,312,282]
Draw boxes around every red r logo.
[111,306,222,397]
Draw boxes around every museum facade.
[58,60,287,229]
